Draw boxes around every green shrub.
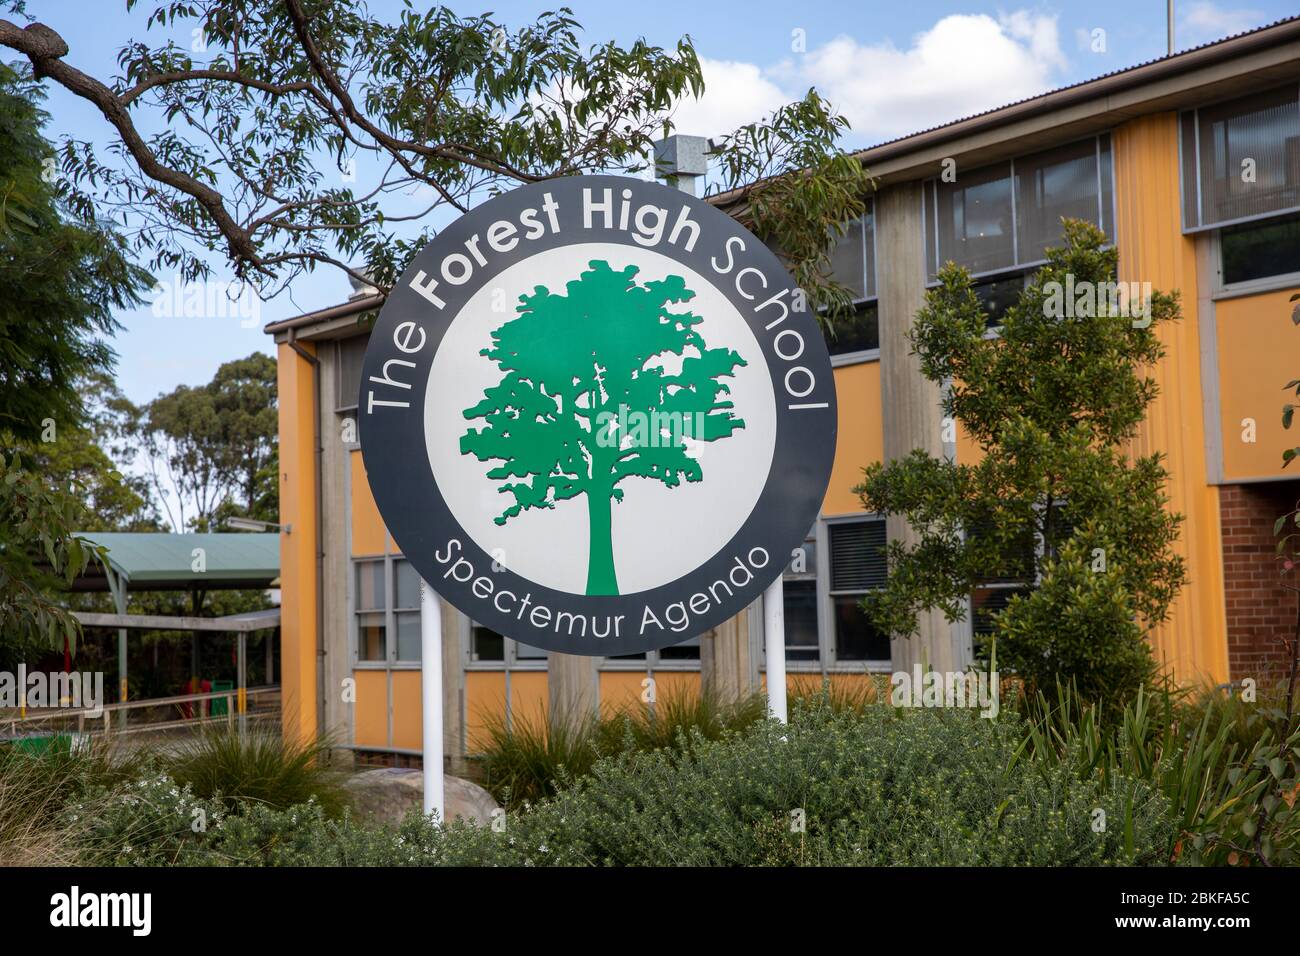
[1018,684,1300,866]
[0,741,145,865]
[70,702,1171,867]
[162,727,348,817]
[473,685,767,807]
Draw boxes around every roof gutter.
[264,293,383,337]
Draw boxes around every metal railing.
[1,685,281,740]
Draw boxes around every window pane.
[1221,211,1300,284]
[833,595,889,661]
[973,273,1026,328]
[971,586,1027,638]
[786,536,817,577]
[514,640,546,660]
[394,559,420,609]
[829,521,887,592]
[966,516,1035,584]
[783,579,819,662]
[357,612,386,661]
[336,335,368,411]
[824,301,879,354]
[1191,85,1300,228]
[395,611,421,662]
[660,634,701,661]
[1015,138,1102,263]
[828,218,866,299]
[355,561,384,611]
[471,625,504,662]
[935,162,1015,275]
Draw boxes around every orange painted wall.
[599,671,647,716]
[277,342,319,744]
[390,670,423,750]
[510,671,548,726]
[350,450,387,556]
[464,671,507,751]
[823,361,882,516]
[1112,113,1228,685]
[1217,288,1300,481]
[352,669,389,749]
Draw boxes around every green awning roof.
[72,533,281,591]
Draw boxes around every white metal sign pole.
[763,576,787,723]
[420,579,445,820]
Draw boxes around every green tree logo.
[461,259,747,595]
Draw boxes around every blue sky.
[22,0,1300,403]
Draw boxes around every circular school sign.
[359,175,836,656]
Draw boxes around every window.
[925,135,1113,281]
[828,519,890,663]
[782,531,820,662]
[1221,211,1300,285]
[353,555,423,663]
[336,334,368,412]
[968,520,1035,641]
[967,505,1071,647]
[973,272,1033,328]
[824,203,879,355]
[355,559,386,662]
[1181,84,1300,232]
[393,559,421,662]
[470,624,505,663]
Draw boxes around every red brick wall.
[1220,482,1300,683]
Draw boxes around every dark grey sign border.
[359,175,837,656]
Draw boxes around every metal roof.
[74,532,281,590]
[853,14,1300,156]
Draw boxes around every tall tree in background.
[856,221,1186,713]
[0,1,869,316]
[136,352,277,531]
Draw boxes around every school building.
[268,16,1300,762]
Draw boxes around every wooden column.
[876,183,967,672]
[546,651,599,733]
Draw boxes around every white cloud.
[1180,2,1265,43]
[669,12,1069,146]
[667,58,789,140]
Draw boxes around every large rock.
[344,768,498,827]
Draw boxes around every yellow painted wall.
[1217,288,1300,481]
[1113,114,1228,685]
[352,669,389,749]
[465,671,507,751]
[277,342,319,744]
[955,421,984,466]
[510,672,549,726]
[599,671,647,716]
[390,670,423,750]
[350,450,388,556]
[823,361,882,516]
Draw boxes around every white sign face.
[360,176,837,656]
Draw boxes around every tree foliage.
[0,1,869,315]
[462,260,745,595]
[0,58,151,443]
[856,220,1186,710]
